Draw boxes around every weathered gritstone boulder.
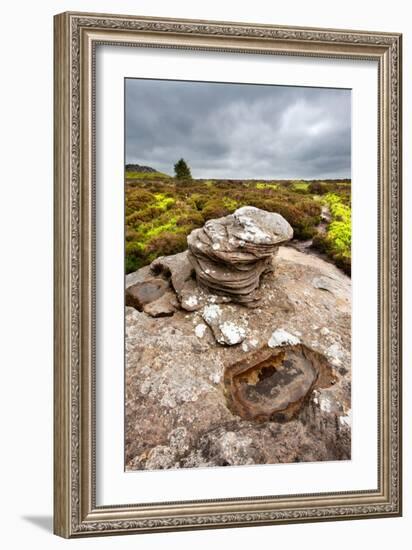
[187,206,293,306]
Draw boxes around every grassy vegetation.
[125,171,171,180]
[125,172,351,275]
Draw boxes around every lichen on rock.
[202,304,247,346]
[268,328,300,348]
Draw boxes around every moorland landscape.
[125,162,351,276]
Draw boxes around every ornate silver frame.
[53,11,402,538]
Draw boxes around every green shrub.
[189,193,209,211]
[309,181,328,195]
[125,255,146,273]
[125,189,154,216]
[201,200,232,221]
[176,211,204,227]
[222,197,239,211]
[146,232,188,258]
[291,181,310,193]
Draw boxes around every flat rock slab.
[125,278,169,310]
[125,245,352,470]
[143,289,179,317]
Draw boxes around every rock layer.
[187,206,293,306]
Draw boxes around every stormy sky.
[125,78,351,179]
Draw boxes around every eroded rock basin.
[225,344,335,422]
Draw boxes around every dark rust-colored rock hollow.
[224,344,336,421]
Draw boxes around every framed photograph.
[53,11,402,538]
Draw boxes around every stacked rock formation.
[187,206,293,306]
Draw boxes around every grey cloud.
[126,78,351,179]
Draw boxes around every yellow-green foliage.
[222,197,239,211]
[153,193,175,210]
[145,217,179,238]
[326,193,351,222]
[291,181,310,192]
[124,175,351,274]
[325,193,351,255]
[312,192,351,274]
[256,182,278,190]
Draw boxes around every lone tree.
[174,158,192,180]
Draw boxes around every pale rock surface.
[202,304,247,345]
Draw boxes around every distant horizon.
[124,162,351,181]
[126,79,351,180]
[125,164,351,182]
